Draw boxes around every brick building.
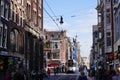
[44,30,67,72]
[0,0,43,79]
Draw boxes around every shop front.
[47,61,60,72]
[0,52,24,80]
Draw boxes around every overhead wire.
[44,0,64,31]
[43,7,61,31]
[44,0,57,18]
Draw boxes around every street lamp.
[59,16,64,24]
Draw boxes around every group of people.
[78,66,120,80]
[3,69,26,80]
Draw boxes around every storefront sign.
[0,51,8,56]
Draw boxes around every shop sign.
[0,51,8,56]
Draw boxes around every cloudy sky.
[43,0,97,57]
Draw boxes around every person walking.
[53,67,57,76]
[47,68,51,78]
[87,72,95,80]
[78,71,87,80]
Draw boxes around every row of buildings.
[90,0,120,71]
[44,30,82,72]
[0,0,44,79]
[0,0,83,79]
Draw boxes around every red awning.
[48,63,59,67]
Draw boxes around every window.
[10,29,19,52]
[47,52,51,59]
[106,32,111,46]
[33,11,37,25]
[1,0,5,17]
[0,23,3,47]
[14,5,17,22]
[52,53,60,59]
[106,14,110,25]
[10,31,15,51]
[52,42,60,50]
[3,25,7,48]
[0,23,7,48]
[19,9,22,25]
[38,16,41,28]
[14,30,19,51]
[94,31,98,38]
[10,1,14,20]
[5,4,9,19]
[26,4,31,20]
[106,37,111,46]
[55,42,58,48]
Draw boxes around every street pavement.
[43,73,80,80]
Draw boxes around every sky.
[43,0,97,57]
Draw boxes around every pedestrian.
[78,71,87,80]
[87,72,95,80]
[13,70,25,80]
[112,70,118,80]
[53,67,57,75]
[47,68,51,78]
[3,71,12,80]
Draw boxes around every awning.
[48,63,59,67]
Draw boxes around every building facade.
[0,0,10,79]
[0,0,43,79]
[44,30,67,72]
[92,0,120,70]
